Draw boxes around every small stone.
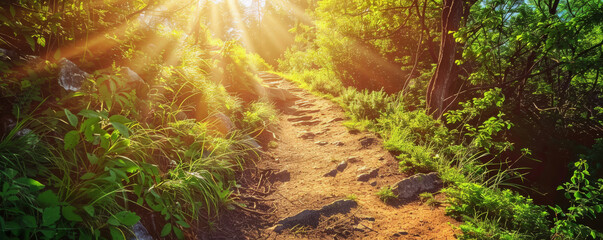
[315,141,328,146]
[359,137,376,148]
[324,169,338,177]
[357,169,378,182]
[297,131,315,139]
[347,156,361,163]
[393,231,409,237]
[270,170,291,183]
[336,161,348,172]
[370,181,377,186]
[331,141,344,146]
[379,156,385,161]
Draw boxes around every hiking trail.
[209,72,459,239]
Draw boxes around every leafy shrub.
[339,88,394,121]
[444,183,551,239]
[550,160,603,239]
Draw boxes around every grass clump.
[443,183,550,239]
[377,186,397,204]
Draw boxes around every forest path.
[214,73,459,239]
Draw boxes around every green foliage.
[377,186,396,204]
[444,88,514,153]
[444,183,551,239]
[238,101,278,133]
[550,160,603,239]
[339,88,394,121]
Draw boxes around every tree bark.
[426,0,466,118]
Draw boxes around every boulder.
[58,58,89,91]
[391,172,442,201]
[272,199,357,232]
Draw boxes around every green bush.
[550,160,603,239]
[444,183,551,239]
[339,88,394,121]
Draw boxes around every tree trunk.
[426,0,465,118]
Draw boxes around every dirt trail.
[211,73,459,239]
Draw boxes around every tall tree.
[426,0,471,118]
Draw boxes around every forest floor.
[205,73,459,239]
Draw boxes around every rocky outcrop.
[272,199,358,232]
[391,172,442,201]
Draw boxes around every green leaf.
[62,206,83,222]
[109,115,131,124]
[9,5,15,17]
[37,36,46,47]
[83,205,95,217]
[160,223,172,237]
[25,35,35,51]
[22,215,37,227]
[110,121,129,138]
[80,172,95,180]
[86,153,98,164]
[42,206,61,226]
[109,227,125,240]
[15,177,44,191]
[176,220,190,228]
[37,190,59,207]
[64,130,80,150]
[173,226,184,239]
[64,109,78,127]
[78,109,105,119]
[113,211,140,227]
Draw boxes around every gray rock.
[270,170,290,183]
[319,199,357,216]
[272,199,358,232]
[297,131,315,139]
[315,141,328,146]
[58,58,89,91]
[0,48,18,62]
[359,137,376,148]
[273,209,321,232]
[391,172,442,201]
[331,141,344,146]
[241,135,261,150]
[336,161,348,172]
[128,222,153,240]
[357,169,378,182]
[323,169,338,177]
